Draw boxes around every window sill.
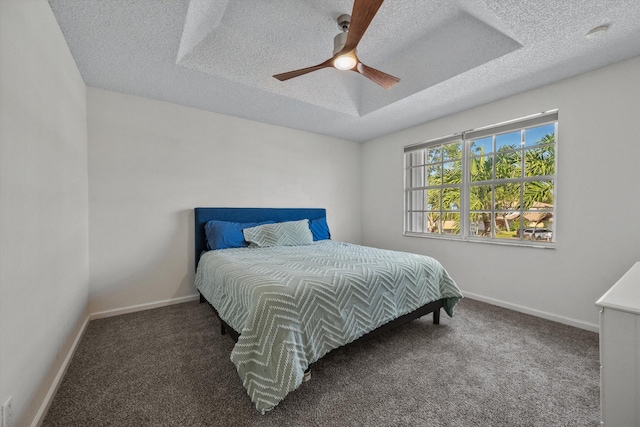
[402,232,556,249]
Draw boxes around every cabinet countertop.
[596,261,640,315]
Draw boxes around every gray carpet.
[42,298,600,426]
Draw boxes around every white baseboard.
[90,294,200,320]
[462,291,600,333]
[31,314,90,427]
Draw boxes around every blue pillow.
[309,217,331,241]
[204,220,274,250]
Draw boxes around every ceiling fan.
[273,0,400,89]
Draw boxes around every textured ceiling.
[48,0,640,142]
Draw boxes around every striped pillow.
[243,219,313,248]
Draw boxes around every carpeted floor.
[42,298,600,426]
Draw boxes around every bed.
[194,207,463,414]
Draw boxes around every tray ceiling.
[48,0,640,142]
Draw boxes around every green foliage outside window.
[409,117,556,244]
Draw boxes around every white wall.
[87,87,362,314]
[362,56,640,330]
[0,1,89,426]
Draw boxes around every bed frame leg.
[199,293,205,303]
[433,308,440,325]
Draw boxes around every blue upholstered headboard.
[194,207,327,267]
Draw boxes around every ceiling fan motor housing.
[333,31,349,55]
[334,14,351,55]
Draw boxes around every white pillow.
[242,219,313,247]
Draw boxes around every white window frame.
[404,110,558,248]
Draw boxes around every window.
[404,111,557,246]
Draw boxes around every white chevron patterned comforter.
[195,241,463,414]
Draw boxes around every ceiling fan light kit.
[332,19,357,70]
[334,54,357,70]
[273,0,400,89]
[332,29,356,70]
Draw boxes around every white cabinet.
[596,262,640,426]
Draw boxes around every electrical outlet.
[2,396,13,427]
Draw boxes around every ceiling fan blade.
[355,62,400,89]
[273,59,333,81]
[343,0,384,52]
